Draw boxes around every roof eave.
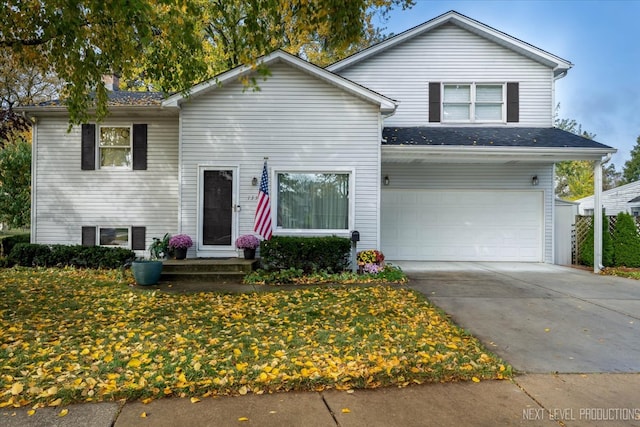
[382,145,616,163]
[16,104,178,118]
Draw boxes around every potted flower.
[356,249,385,274]
[149,233,172,259]
[235,234,260,259]
[168,234,193,260]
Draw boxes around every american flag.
[253,160,272,240]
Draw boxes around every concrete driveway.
[398,262,640,373]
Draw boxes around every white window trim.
[97,226,131,248]
[441,82,506,124]
[272,168,355,235]
[97,124,133,170]
[195,164,239,253]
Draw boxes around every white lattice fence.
[573,215,640,264]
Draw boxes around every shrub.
[613,212,640,267]
[0,233,30,257]
[8,243,51,267]
[579,215,613,267]
[7,243,134,268]
[260,236,351,273]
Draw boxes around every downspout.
[593,158,603,273]
[30,116,37,243]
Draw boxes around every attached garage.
[381,189,543,261]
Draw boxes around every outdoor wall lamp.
[384,175,390,186]
[251,177,258,186]
[531,175,539,186]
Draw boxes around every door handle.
[234,205,241,212]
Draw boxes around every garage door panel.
[381,189,543,262]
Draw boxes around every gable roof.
[327,10,573,77]
[162,50,397,114]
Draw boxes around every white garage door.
[381,190,543,261]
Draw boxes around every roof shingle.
[382,127,612,149]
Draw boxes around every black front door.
[202,170,233,246]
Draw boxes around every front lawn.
[0,268,510,410]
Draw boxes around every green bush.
[613,212,640,267]
[0,233,30,257]
[260,236,351,273]
[579,216,613,267]
[7,243,135,268]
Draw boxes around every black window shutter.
[132,124,148,170]
[82,226,96,246]
[81,124,96,170]
[131,227,146,250]
[428,82,441,122]
[507,82,519,123]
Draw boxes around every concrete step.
[160,271,247,283]
[162,258,259,274]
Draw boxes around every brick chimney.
[102,75,120,91]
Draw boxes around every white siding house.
[23,10,616,265]
[30,110,179,252]
[575,180,640,216]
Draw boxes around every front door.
[199,167,237,254]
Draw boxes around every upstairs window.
[442,83,505,123]
[99,126,132,168]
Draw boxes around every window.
[99,227,130,247]
[277,172,350,230]
[99,126,132,168]
[584,209,594,216]
[442,83,504,123]
[631,207,640,217]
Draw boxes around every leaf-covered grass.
[602,267,640,280]
[243,265,408,285]
[0,267,511,409]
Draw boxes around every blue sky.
[382,0,640,168]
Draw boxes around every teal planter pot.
[131,260,163,286]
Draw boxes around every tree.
[0,138,31,228]
[0,48,63,146]
[554,104,621,199]
[612,212,640,267]
[622,136,640,184]
[1,0,414,124]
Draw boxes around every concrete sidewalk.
[3,374,640,426]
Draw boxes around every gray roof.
[628,196,640,203]
[37,91,165,107]
[382,127,612,149]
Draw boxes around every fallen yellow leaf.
[140,412,147,418]
[238,386,248,395]
[141,398,153,404]
[544,328,550,332]
[190,397,200,404]
[27,410,36,416]
[472,377,480,383]
[11,382,23,395]
[238,416,249,421]
[59,409,69,417]
[49,398,62,407]
[341,408,351,413]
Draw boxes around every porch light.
[251,177,258,186]
[531,175,539,186]
[384,175,390,186]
